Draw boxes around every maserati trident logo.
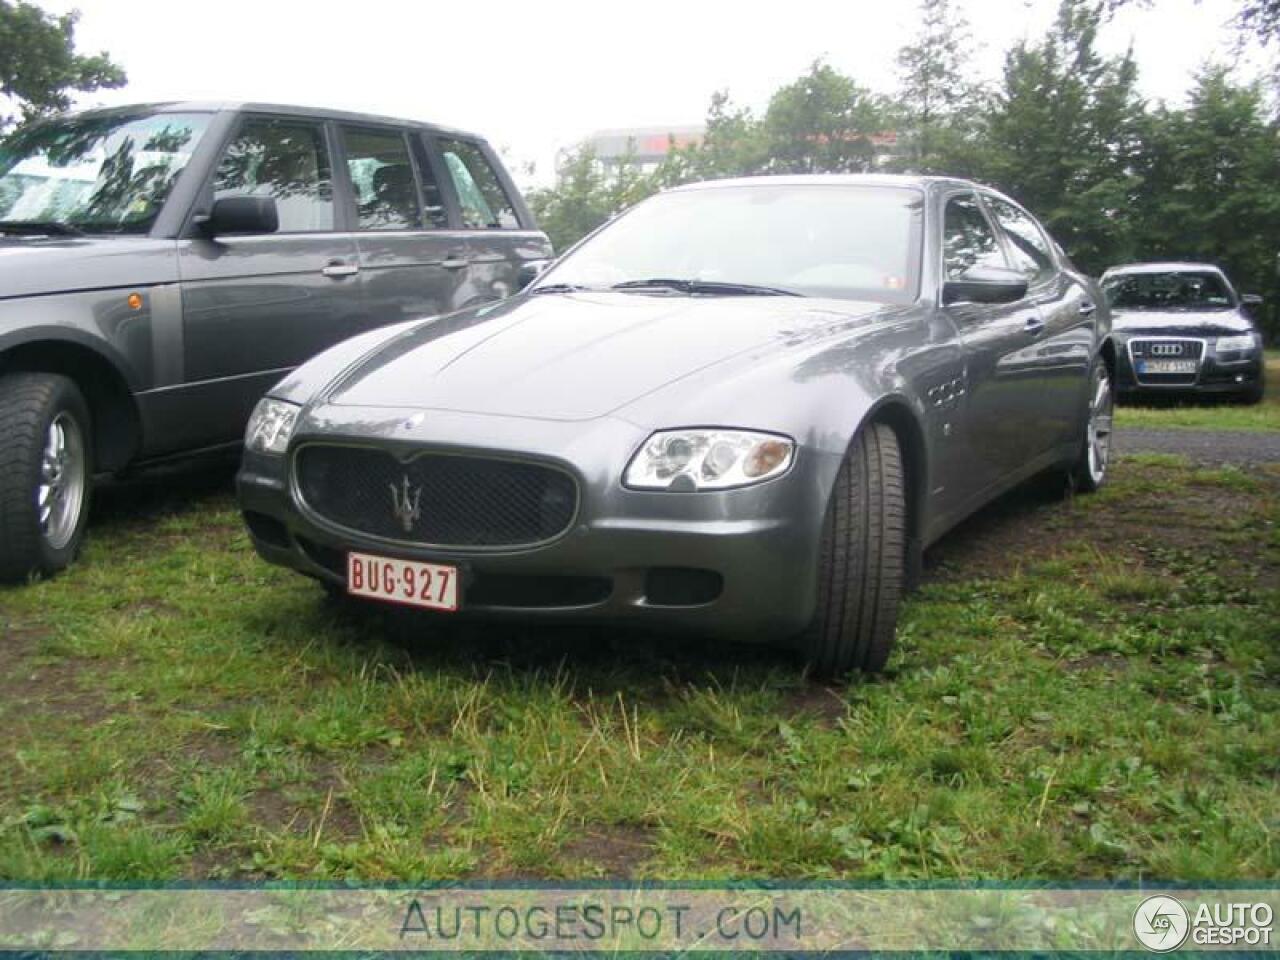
[389,475,422,533]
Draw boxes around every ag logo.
[1133,895,1190,952]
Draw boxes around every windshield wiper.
[611,278,801,297]
[0,220,83,237]
[529,282,596,295]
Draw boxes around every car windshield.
[0,111,212,235]
[536,183,924,304]
[1102,270,1235,311]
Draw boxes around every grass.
[0,455,1276,882]
[1113,349,1280,431]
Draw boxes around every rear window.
[438,138,519,229]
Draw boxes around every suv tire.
[0,373,94,582]
[800,422,906,677]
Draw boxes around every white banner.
[0,886,1274,952]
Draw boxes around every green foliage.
[530,0,1280,336]
[761,61,892,173]
[0,1,125,132]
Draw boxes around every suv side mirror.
[517,259,552,290]
[199,195,279,236]
[943,265,1029,305]
[1242,293,1264,310]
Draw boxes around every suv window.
[343,127,446,230]
[438,138,519,229]
[986,195,1055,284]
[213,118,333,233]
[942,194,1006,280]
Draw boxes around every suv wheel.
[799,422,906,677]
[0,373,94,582]
[1071,362,1113,493]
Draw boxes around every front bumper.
[236,407,841,642]
[1115,334,1264,397]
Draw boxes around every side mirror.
[198,195,279,236]
[943,265,1029,305]
[517,259,552,290]
[1242,293,1264,310]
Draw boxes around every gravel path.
[1115,427,1280,465]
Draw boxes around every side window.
[986,195,1056,284]
[342,127,446,230]
[942,194,1006,280]
[437,138,520,229]
[212,118,333,232]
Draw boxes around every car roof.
[668,173,995,194]
[1102,261,1226,277]
[44,100,483,141]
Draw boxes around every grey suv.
[0,101,551,581]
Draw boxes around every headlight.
[1216,334,1256,353]
[624,429,795,491]
[245,398,301,455]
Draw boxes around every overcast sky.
[37,0,1268,188]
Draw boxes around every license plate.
[1137,359,1197,374]
[347,551,458,611]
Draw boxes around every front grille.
[294,445,578,548]
[1130,338,1203,385]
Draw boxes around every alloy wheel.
[37,412,87,551]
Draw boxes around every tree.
[894,0,989,174]
[761,60,892,173]
[525,145,659,253]
[1133,66,1280,334]
[0,1,125,132]
[982,0,1146,273]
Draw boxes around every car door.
[336,123,461,326]
[170,114,363,453]
[984,193,1094,452]
[940,191,1046,500]
[432,135,553,305]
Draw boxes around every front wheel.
[798,422,906,677]
[1071,362,1113,494]
[0,373,94,582]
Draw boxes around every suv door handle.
[440,256,469,271]
[321,260,359,279]
[1079,300,1097,315]
[1025,314,1046,336]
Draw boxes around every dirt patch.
[923,462,1280,585]
[0,621,119,728]
[557,823,655,876]
[782,684,848,725]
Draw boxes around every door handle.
[1079,300,1097,315]
[321,260,359,279]
[1024,315,1046,336]
[440,257,469,271]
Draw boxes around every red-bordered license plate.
[347,551,458,611]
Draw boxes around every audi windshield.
[0,111,212,235]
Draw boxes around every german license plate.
[1137,359,1197,374]
[347,551,458,611]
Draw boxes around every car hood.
[1111,308,1253,337]
[325,291,898,422]
[0,234,177,300]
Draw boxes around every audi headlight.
[1216,334,1257,354]
[624,429,795,491]
[245,398,301,455]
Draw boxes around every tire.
[799,422,906,677]
[0,373,94,582]
[1070,361,1113,494]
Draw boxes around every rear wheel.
[0,374,94,582]
[799,422,906,677]
[1071,362,1113,494]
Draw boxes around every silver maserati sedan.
[236,175,1113,675]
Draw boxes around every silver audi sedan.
[237,175,1113,675]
